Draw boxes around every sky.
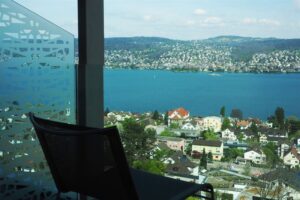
[15,0,300,40]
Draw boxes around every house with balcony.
[283,146,300,168]
[244,149,266,164]
[191,140,223,161]
[221,128,237,142]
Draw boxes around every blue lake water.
[104,69,300,119]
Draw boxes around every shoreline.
[104,66,300,75]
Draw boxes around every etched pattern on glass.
[0,0,75,198]
[0,0,74,67]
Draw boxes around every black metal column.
[77,0,104,128]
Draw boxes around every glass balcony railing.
[0,0,77,198]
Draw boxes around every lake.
[104,69,300,119]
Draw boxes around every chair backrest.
[29,112,139,200]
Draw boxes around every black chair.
[29,112,214,200]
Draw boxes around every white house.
[283,146,300,168]
[259,134,268,144]
[168,107,189,125]
[221,128,237,142]
[244,149,266,164]
[197,116,222,132]
[181,122,197,131]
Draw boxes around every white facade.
[283,151,300,168]
[181,123,197,130]
[259,134,268,144]
[221,129,237,141]
[244,150,266,164]
[197,116,222,132]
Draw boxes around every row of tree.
[220,106,243,119]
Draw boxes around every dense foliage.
[120,118,156,164]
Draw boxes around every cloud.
[143,15,154,21]
[194,8,207,15]
[242,18,280,26]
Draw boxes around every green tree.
[250,123,258,134]
[275,107,285,130]
[230,108,243,119]
[203,130,218,141]
[164,111,169,125]
[169,123,179,129]
[160,129,175,137]
[133,159,166,175]
[237,132,244,141]
[185,143,192,155]
[221,117,231,130]
[121,118,156,165]
[243,164,251,176]
[199,149,207,169]
[223,148,244,161]
[207,152,213,162]
[263,142,280,167]
[246,138,260,149]
[267,115,278,127]
[220,106,226,117]
[152,110,160,120]
[221,193,234,200]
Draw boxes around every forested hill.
[77,36,300,72]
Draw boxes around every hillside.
[78,36,300,72]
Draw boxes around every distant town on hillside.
[75,36,300,73]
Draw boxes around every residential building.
[165,151,197,177]
[221,128,237,142]
[192,140,223,161]
[181,122,198,131]
[158,136,185,151]
[236,120,251,129]
[283,146,300,168]
[259,168,300,200]
[244,149,266,164]
[168,107,189,125]
[197,116,222,132]
[259,134,268,144]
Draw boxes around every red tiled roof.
[168,107,189,118]
[237,120,250,127]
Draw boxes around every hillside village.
[105,107,300,200]
[104,36,300,73]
